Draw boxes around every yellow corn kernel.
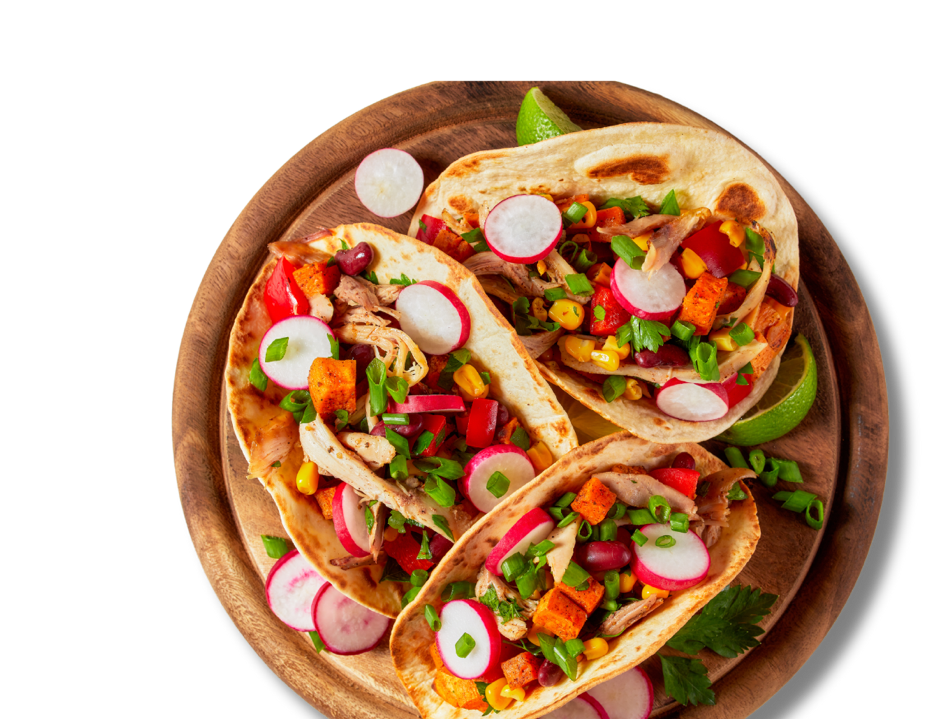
[537,259,548,276]
[708,328,738,352]
[527,441,553,472]
[583,637,609,661]
[602,335,631,360]
[720,220,746,247]
[563,335,595,363]
[680,248,708,279]
[548,300,585,330]
[590,348,620,372]
[500,685,527,702]
[296,462,319,495]
[642,584,670,600]
[537,193,554,201]
[589,263,612,285]
[619,572,637,593]
[527,624,543,645]
[632,232,651,251]
[486,679,513,711]
[567,201,598,230]
[455,363,488,401]
[738,260,748,270]
[384,526,399,542]
[624,378,643,401]
[531,298,548,322]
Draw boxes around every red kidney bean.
[634,349,660,368]
[538,659,564,687]
[635,344,689,368]
[348,343,376,378]
[574,541,633,572]
[335,242,374,276]
[370,416,424,439]
[495,402,510,428]
[672,452,696,470]
[765,275,798,307]
[429,534,453,560]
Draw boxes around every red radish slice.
[462,445,536,513]
[265,550,327,632]
[332,483,371,558]
[722,370,754,408]
[395,280,471,355]
[482,194,562,264]
[311,583,391,655]
[631,525,710,591]
[586,667,653,719]
[258,315,334,390]
[388,394,466,414]
[544,694,610,719]
[610,258,685,321]
[655,378,729,422]
[436,599,502,679]
[484,508,554,575]
[354,148,424,218]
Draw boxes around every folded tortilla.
[391,431,760,718]
[410,123,800,442]
[225,223,578,617]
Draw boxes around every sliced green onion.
[386,428,411,458]
[655,535,676,548]
[736,373,749,386]
[806,499,825,529]
[401,585,422,608]
[563,202,589,225]
[659,189,680,216]
[279,390,310,412]
[670,512,690,533]
[758,467,779,488]
[455,633,476,658]
[388,510,407,534]
[487,471,510,499]
[527,540,555,558]
[432,514,453,541]
[412,431,435,457]
[782,490,818,513]
[602,375,627,403]
[417,530,433,560]
[364,505,375,533]
[728,269,762,288]
[544,287,567,302]
[425,604,441,631]
[410,569,429,587]
[648,495,671,523]
[366,357,388,417]
[739,361,754,376]
[727,484,748,501]
[604,570,620,600]
[508,426,530,451]
[515,564,540,598]
[611,235,647,269]
[441,581,474,602]
[601,598,619,613]
[260,535,291,559]
[696,480,711,497]
[537,632,556,662]
[309,630,326,653]
[554,492,578,508]
[565,273,594,296]
[328,334,340,360]
[565,638,586,657]
[299,402,317,424]
[249,358,268,391]
[777,459,803,483]
[385,376,409,404]
[627,508,659,525]
[599,518,617,542]
[501,553,527,582]
[590,523,601,542]
[549,506,565,521]
[553,637,578,681]
[607,501,627,520]
[574,248,598,273]
[728,323,755,346]
[381,412,410,426]
[577,519,592,542]
[690,340,720,382]
[772,491,793,502]
[424,475,456,508]
[389,454,408,480]
[480,371,491,385]
[631,529,648,546]
[748,449,766,474]
[724,447,749,469]
[562,561,591,589]
[558,511,580,528]
[671,320,696,342]
[334,409,349,430]
[265,337,289,362]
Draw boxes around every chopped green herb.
[480,584,523,623]
[417,531,433,561]
[602,375,627,403]
[362,270,379,284]
[544,287,567,302]
[249,358,268,391]
[309,630,327,653]
[432,514,453,540]
[727,484,748,501]
[668,584,777,657]
[660,655,715,706]
[745,227,765,268]
[364,505,375,533]
[425,604,441,631]
[553,637,578,680]
[565,638,586,657]
[299,402,317,424]
[333,409,349,431]
[461,228,490,253]
[265,337,289,362]
[659,189,680,216]
[480,371,491,385]
[390,273,417,286]
[328,334,340,360]
[388,510,407,534]
[616,316,669,353]
[417,220,427,232]
[270,461,281,468]
[260,535,291,559]
[599,196,651,219]
[486,471,510,499]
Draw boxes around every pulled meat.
[267,231,333,265]
[595,472,697,516]
[599,595,663,636]
[520,328,564,359]
[475,566,537,641]
[330,553,385,570]
[694,467,756,548]
[465,252,589,305]
[337,432,396,470]
[247,413,296,478]
[334,323,428,386]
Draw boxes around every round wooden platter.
[172,82,888,719]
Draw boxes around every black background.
[177,78,884,719]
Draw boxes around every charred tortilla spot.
[443,151,508,179]
[652,417,669,428]
[716,183,765,220]
[586,154,670,184]
[448,196,473,214]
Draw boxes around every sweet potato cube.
[308,358,356,416]
[501,651,542,690]
[314,485,336,519]
[677,273,728,335]
[293,261,340,297]
[558,575,605,614]
[434,670,488,711]
[430,643,444,670]
[495,417,521,445]
[532,587,587,641]
[571,476,617,525]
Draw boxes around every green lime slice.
[516,87,582,146]
[716,335,818,446]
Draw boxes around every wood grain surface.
[172,81,888,719]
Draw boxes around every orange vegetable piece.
[314,485,337,519]
[431,643,445,670]
[588,205,626,242]
[432,228,476,264]
[425,354,450,388]
[293,261,340,297]
[570,476,617,525]
[495,417,521,445]
[308,358,357,416]
[677,273,729,335]
[554,193,590,211]
[501,651,542,690]
[464,212,480,229]
[433,670,488,711]
[532,587,587,641]
[558,576,605,614]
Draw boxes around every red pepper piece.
[587,205,626,243]
[680,222,745,279]
[455,407,471,436]
[722,368,754,408]
[384,531,434,573]
[466,398,498,448]
[418,414,450,457]
[649,467,701,500]
[264,256,310,323]
[588,282,634,336]
[416,215,448,245]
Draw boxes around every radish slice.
[395,280,471,356]
[586,667,653,719]
[388,394,466,414]
[264,550,327,632]
[436,599,502,679]
[655,378,729,422]
[484,508,555,575]
[258,315,334,390]
[311,583,391,655]
[482,194,562,264]
[544,695,610,719]
[354,148,424,218]
[610,258,685,321]
[631,525,710,591]
[332,483,371,558]
[462,445,536,514]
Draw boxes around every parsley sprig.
[667,585,777,657]
[479,585,522,624]
[616,316,669,353]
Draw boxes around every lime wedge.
[516,87,582,146]
[716,335,818,446]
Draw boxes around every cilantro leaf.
[600,196,651,219]
[616,316,669,353]
[660,655,715,706]
[659,189,681,216]
[479,585,523,624]
[667,585,777,658]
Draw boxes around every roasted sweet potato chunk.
[571,476,617,525]
[308,358,356,416]
[677,273,728,335]
[293,261,340,297]
[532,587,587,641]
[558,576,605,614]
[501,651,542,689]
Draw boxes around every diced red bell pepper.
[649,467,701,500]
[455,406,471,435]
[418,414,450,457]
[466,398,498,449]
[680,222,746,279]
[265,256,310,323]
[722,368,754,408]
[587,205,626,242]
[588,283,634,336]
[416,215,448,245]
[384,530,434,573]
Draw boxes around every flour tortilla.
[410,123,800,443]
[225,223,578,617]
[391,432,760,719]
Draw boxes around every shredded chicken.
[267,231,333,265]
[474,566,537,640]
[247,413,297,477]
[694,467,756,548]
[464,252,589,305]
[595,214,677,240]
[641,210,710,274]
[305,293,334,323]
[334,323,428,386]
[338,432,396,470]
[600,595,663,636]
[520,328,564,359]
[330,553,385,570]
[545,521,578,584]
[334,305,391,327]
[478,276,521,305]
[595,472,697,516]
[369,503,389,562]
[335,275,382,311]
[375,284,404,306]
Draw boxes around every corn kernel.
[486,679,513,711]
[624,379,643,400]
[567,201,598,230]
[708,328,738,352]
[583,637,609,661]
[537,259,548,276]
[527,441,553,472]
[619,572,637,593]
[548,300,585,330]
[500,684,527,702]
[602,335,631,360]
[642,584,670,600]
[531,298,548,322]
[455,363,489,401]
[563,335,595,363]
[632,233,651,251]
[527,624,543,645]
[680,248,708,279]
[296,462,319,495]
[591,348,620,372]
[589,263,612,285]
[720,220,746,247]
[384,526,399,542]
[537,193,554,201]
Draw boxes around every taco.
[225,223,578,617]
[391,432,759,717]
[409,123,800,443]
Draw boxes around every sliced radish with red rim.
[332,483,371,558]
[311,583,391,655]
[258,315,335,390]
[265,550,327,631]
[435,599,502,679]
[462,445,536,513]
[482,195,562,264]
[395,280,470,356]
[484,508,555,575]
[610,259,685,322]
[586,667,653,719]
[631,524,710,591]
[544,694,610,719]
[388,394,466,414]
[655,378,729,422]
[354,148,424,218]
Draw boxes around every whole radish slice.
[265,550,327,632]
[463,445,536,513]
[332,483,371,558]
[395,280,470,356]
[258,316,334,390]
[631,524,710,591]
[388,394,466,414]
[311,583,391,655]
[354,148,424,218]
[482,194,562,264]
[484,508,555,575]
[544,694,610,719]
[586,667,653,719]
[610,259,685,321]
[436,599,502,679]
[655,378,729,422]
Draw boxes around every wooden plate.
[172,82,888,718]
